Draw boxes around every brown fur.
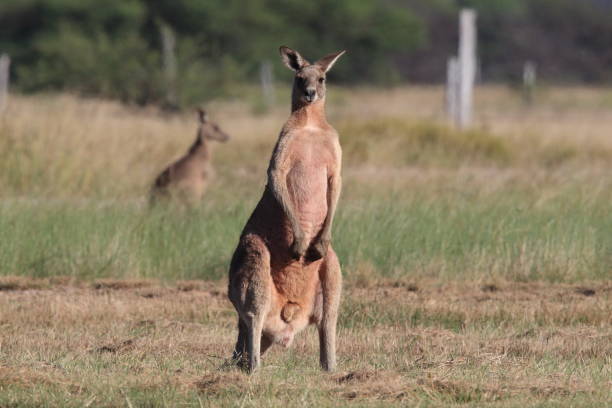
[228,46,346,372]
[150,109,229,206]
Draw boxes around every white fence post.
[458,9,477,129]
[446,57,459,125]
[260,60,275,108]
[523,61,537,87]
[0,54,10,112]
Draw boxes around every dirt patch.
[194,372,244,395]
[334,370,407,401]
[177,280,207,291]
[137,288,168,298]
[574,287,596,296]
[334,370,377,384]
[481,283,499,292]
[391,281,420,292]
[92,279,153,290]
[95,338,136,354]
[0,276,47,291]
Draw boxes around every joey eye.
[318,77,325,83]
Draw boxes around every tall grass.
[1,181,609,282]
[337,188,611,282]
[0,87,611,282]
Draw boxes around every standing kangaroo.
[150,108,230,206]
[228,46,345,373]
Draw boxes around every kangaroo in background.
[150,108,230,206]
[228,46,345,373]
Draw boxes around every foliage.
[338,118,510,165]
[0,0,423,106]
[2,1,612,105]
[399,0,612,83]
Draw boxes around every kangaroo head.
[279,46,345,106]
[197,108,230,143]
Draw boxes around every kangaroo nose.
[305,88,316,102]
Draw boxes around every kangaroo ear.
[279,46,309,71]
[315,50,346,73]
[197,107,208,123]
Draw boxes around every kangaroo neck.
[290,98,327,128]
[187,133,210,159]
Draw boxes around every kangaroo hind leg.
[228,235,272,373]
[317,249,342,371]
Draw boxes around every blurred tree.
[0,0,611,105]
[0,0,424,105]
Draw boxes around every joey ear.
[315,50,346,73]
[197,107,208,123]
[279,46,309,71]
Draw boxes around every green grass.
[1,180,610,282]
[339,186,611,282]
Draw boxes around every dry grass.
[0,86,611,405]
[1,86,612,198]
[0,278,609,406]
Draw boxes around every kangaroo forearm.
[321,178,341,239]
[321,203,338,238]
[281,196,304,238]
[270,173,304,238]
[320,210,335,239]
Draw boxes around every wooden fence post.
[0,54,10,112]
[522,61,537,104]
[446,57,459,125]
[260,60,275,109]
[159,23,178,109]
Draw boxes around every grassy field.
[0,278,609,406]
[0,86,611,406]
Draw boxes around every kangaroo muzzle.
[304,88,316,103]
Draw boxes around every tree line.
[1,0,611,107]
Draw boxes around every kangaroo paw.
[290,237,308,260]
[306,238,329,262]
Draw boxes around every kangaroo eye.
[319,77,325,83]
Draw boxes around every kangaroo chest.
[286,135,333,227]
